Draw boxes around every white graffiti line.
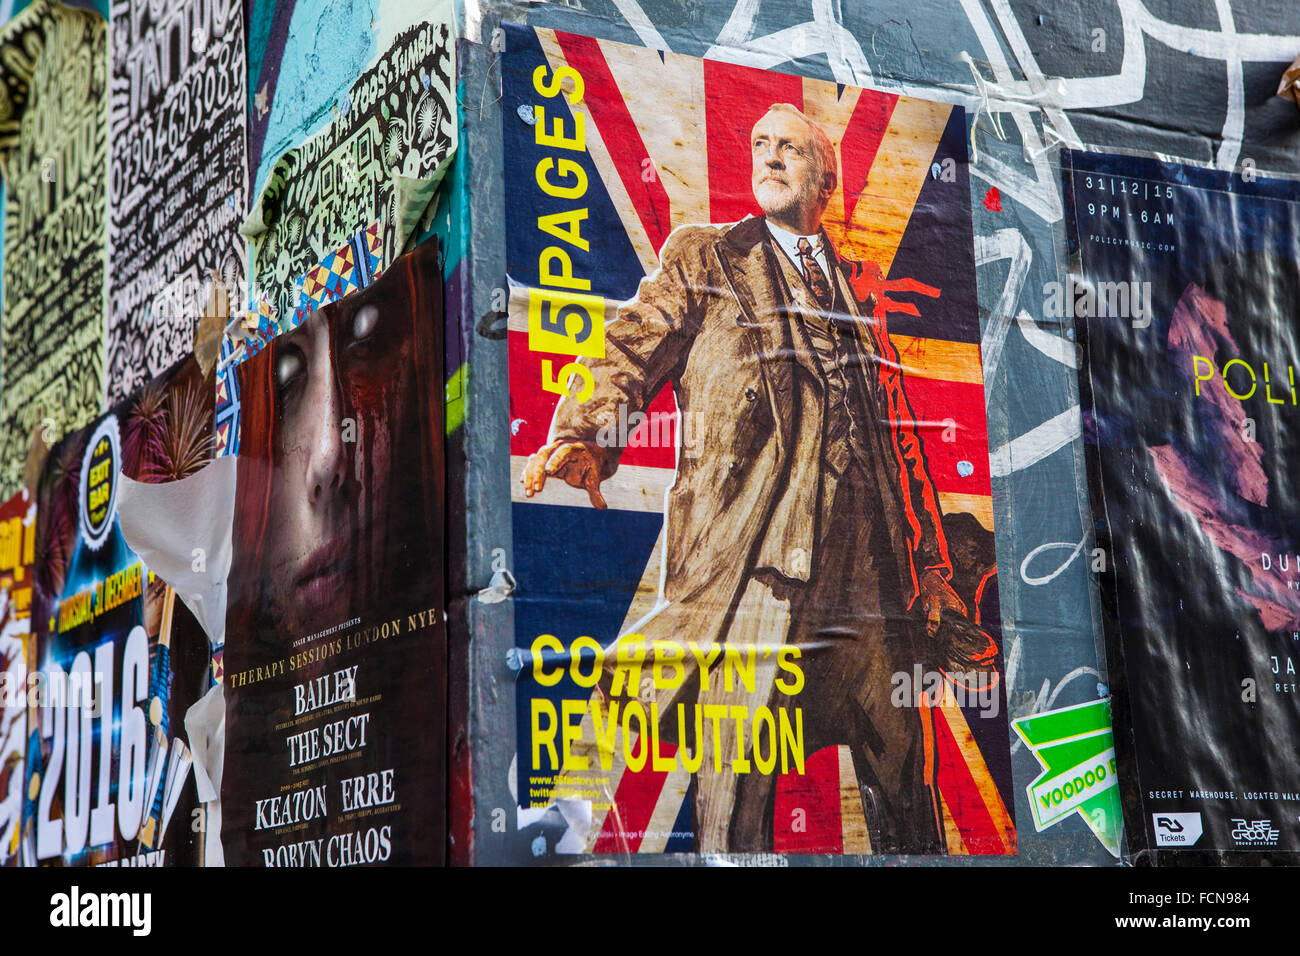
[1130,0,1300,64]
[1016,309,1078,369]
[957,0,1064,222]
[977,0,1300,171]
[609,0,670,51]
[703,0,872,87]
[1004,630,1022,706]
[814,0,872,86]
[987,0,1083,151]
[1211,0,1244,170]
[1019,535,1086,586]
[712,0,762,49]
[974,227,1032,382]
[1009,666,1102,755]
[989,405,1080,478]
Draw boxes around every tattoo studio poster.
[25,356,216,866]
[105,0,249,402]
[0,0,108,499]
[220,240,445,867]
[1068,151,1300,853]
[504,24,1015,857]
[0,490,34,866]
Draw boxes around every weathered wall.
[452,0,1300,865]
[1,0,1299,867]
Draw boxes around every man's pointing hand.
[521,440,609,510]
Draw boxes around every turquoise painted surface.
[250,0,381,196]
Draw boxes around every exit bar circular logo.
[78,416,120,551]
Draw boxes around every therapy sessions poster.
[219,240,446,867]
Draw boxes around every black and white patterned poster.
[240,20,454,329]
[0,0,108,501]
[105,0,248,403]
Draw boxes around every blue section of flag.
[500,23,645,303]
[511,501,661,790]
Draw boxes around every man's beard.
[754,172,821,223]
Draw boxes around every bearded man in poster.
[523,103,974,854]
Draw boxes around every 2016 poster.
[25,355,215,866]
[219,239,445,867]
[1068,151,1300,854]
[0,0,108,500]
[0,489,34,866]
[504,24,1015,856]
[105,0,249,403]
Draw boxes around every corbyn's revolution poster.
[504,24,1015,857]
[1068,150,1300,855]
[24,356,215,867]
[219,240,446,867]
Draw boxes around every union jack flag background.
[505,24,1015,857]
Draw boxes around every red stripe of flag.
[555,32,673,256]
[703,59,803,225]
[933,711,1006,854]
[773,745,843,854]
[903,377,992,496]
[592,740,678,854]
[840,89,898,224]
[508,331,679,469]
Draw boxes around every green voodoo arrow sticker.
[1012,698,1122,857]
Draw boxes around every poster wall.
[105,0,249,403]
[0,489,34,865]
[219,239,446,867]
[24,355,215,866]
[504,24,1015,856]
[0,0,108,500]
[1068,150,1300,854]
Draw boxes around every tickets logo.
[1151,811,1202,847]
[1230,818,1279,847]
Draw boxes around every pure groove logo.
[49,886,151,936]
[1230,818,1279,847]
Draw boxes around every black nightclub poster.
[0,0,108,500]
[25,355,215,866]
[105,0,248,403]
[220,239,445,867]
[1067,150,1300,854]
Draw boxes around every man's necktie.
[797,236,833,310]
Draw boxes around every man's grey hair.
[761,103,838,191]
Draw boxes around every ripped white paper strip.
[117,454,237,647]
[184,682,226,867]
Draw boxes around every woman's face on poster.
[262,281,414,637]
